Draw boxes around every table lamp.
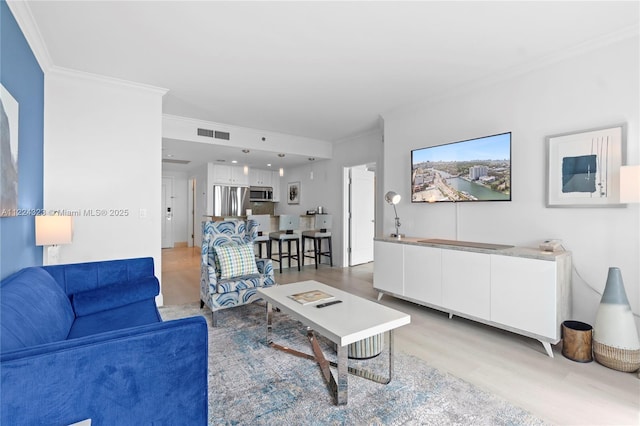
[35,215,73,264]
[384,191,402,239]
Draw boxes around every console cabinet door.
[491,255,558,339]
[441,250,491,320]
[373,241,404,295]
[404,245,442,305]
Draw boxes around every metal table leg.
[263,303,395,405]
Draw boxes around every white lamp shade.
[35,216,74,246]
[620,165,640,203]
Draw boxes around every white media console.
[373,237,572,357]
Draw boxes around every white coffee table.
[257,280,411,405]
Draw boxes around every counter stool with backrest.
[248,214,271,258]
[302,214,333,269]
[269,215,301,273]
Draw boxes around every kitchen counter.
[202,215,316,233]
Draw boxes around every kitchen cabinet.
[272,171,281,202]
[212,165,249,186]
[249,169,272,187]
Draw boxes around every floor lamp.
[35,215,74,265]
[592,165,640,373]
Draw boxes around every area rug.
[159,302,548,426]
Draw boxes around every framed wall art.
[287,182,300,204]
[1,83,20,217]
[547,124,624,207]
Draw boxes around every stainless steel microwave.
[249,186,274,201]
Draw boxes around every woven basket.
[593,340,640,372]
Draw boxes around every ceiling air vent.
[162,159,191,165]
[214,131,230,140]
[197,128,214,138]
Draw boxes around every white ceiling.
[20,1,639,170]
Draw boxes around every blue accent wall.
[0,0,44,279]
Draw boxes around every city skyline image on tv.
[411,132,511,203]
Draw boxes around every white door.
[162,177,174,249]
[188,178,196,247]
[350,166,375,265]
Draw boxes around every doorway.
[161,176,175,249]
[344,163,376,266]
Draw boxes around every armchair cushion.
[216,274,264,293]
[214,243,259,279]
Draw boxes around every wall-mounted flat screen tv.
[411,132,511,203]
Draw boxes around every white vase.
[593,267,640,372]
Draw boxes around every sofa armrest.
[72,276,159,317]
[1,316,208,425]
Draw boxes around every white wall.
[190,163,209,248]
[44,69,165,302]
[162,171,189,245]
[275,129,384,266]
[382,36,640,333]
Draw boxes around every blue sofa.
[0,257,208,425]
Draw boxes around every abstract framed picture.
[547,124,624,207]
[287,182,300,204]
[1,83,20,217]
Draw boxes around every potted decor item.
[593,267,640,372]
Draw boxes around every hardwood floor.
[162,247,640,425]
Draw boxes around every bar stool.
[247,214,271,258]
[302,214,333,269]
[269,215,301,273]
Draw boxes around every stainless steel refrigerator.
[212,185,250,217]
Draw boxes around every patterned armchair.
[200,220,275,325]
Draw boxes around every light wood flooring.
[162,247,640,425]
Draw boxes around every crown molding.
[7,1,168,96]
[6,0,54,71]
[49,66,168,95]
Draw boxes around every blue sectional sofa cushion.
[72,275,160,316]
[67,299,162,339]
[0,267,75,352]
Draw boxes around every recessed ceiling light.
[267,164,272,167]
[231,160,238,164]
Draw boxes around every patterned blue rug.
[159,302,548,426]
